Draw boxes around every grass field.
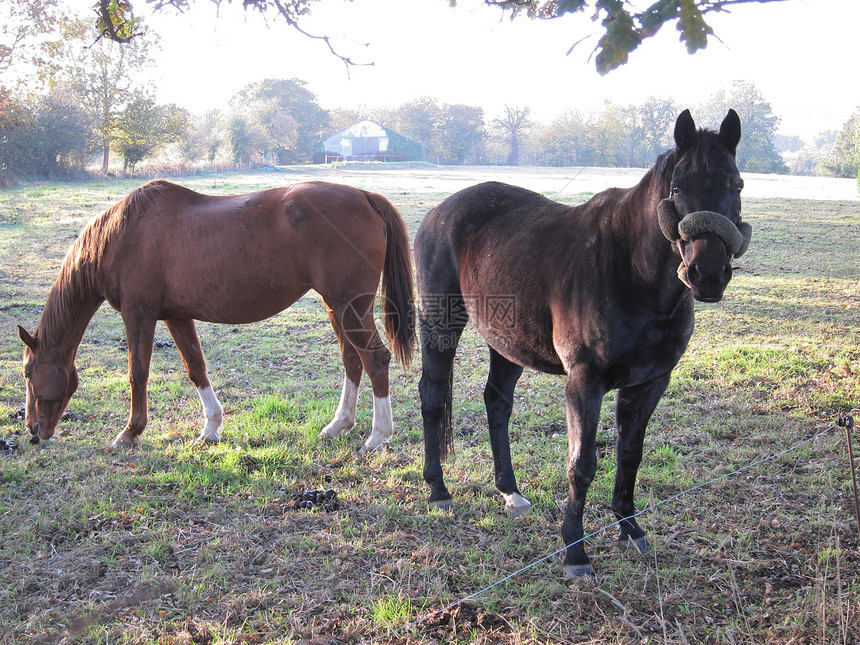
[0,166,858,644]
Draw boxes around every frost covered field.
[0,167,858,644]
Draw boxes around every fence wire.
[361,416,852,645]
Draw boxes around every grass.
[0,167,858,644]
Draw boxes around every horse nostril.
[687,263,700,284]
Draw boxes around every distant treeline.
[2,77,858,183]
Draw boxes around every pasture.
[0,166,858,644]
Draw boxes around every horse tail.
[362,190,416,368]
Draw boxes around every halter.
[657,197,753,287]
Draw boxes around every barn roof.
[321,120,424,161]
[329,120,388,140]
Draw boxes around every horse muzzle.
[679,233,733,302]
[658,198,752,301]
[28,421,43,443]
[27,420,56,443]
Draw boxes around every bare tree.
[494,106,532,166]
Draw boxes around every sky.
[70,0,859,141]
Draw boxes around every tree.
[624,97,678,167]
[536,109,592,166]
[1,0,61,85]
[59,18,156,174]
[0,85,96,181]
[392,98,443,158]
[436,104,486,165]
[494,106,533,166]
[0,90,34,183]
[177,109,227,166]
[231,79,327,163]
[87,0,791,75]
[227,100,297,166]
[388,99,485,164]
[822,111,860,178]
[113,94,190,173]
[228,115,268,167]
[586,102,625,166]
[698,81,786,174]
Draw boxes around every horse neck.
[36,262,104,360]
[622,158,689,303]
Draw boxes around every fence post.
[838,414,860,538]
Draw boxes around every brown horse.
[18,180,415,450]
[415,110,752,578]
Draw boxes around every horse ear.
[17,325,37,351]
[719,109,742,156]
[674,109,697,152]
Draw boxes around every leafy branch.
[92,0,790,75]
[481,0,791,74]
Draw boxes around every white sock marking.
[319,377,359,439]
[196,386,223,443]
[361,395,394,452]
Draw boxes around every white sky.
[72,0,859,141]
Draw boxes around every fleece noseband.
[657,198,752,289]
[657,198,752,258]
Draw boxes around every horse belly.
[461,278,564,374]
[163,272,309,324]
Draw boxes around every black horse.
[414,110,752,578]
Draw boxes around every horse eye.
[671,186,680,196]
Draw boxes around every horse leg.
[418,296,466,510]
[484,347,529,517]
[328,293,394,453]
[560,364,606,578]
[612,375,671,554]
[113,315,157,446]
[319,305,363,441]
[164,319,224,444]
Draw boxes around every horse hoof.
[429,498,455,512]
[318,428,337,440]
[319,419,355,440]
[193,433,221,445]
[358,433,390,454]
[620,534,650,554]
[562,563,596,579]
[502,492,532,518]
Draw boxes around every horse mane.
[648,127,724,197]
[38,180,171,343]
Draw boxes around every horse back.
[98,181,389,324]
[416,181,694,387]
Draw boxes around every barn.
[317,120,424,163]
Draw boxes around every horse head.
[657,109,753,303]
[17,326,79,442]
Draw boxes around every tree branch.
[95,0,373,75]
[268,0,374,76]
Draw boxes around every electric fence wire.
[361,417,850,645]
